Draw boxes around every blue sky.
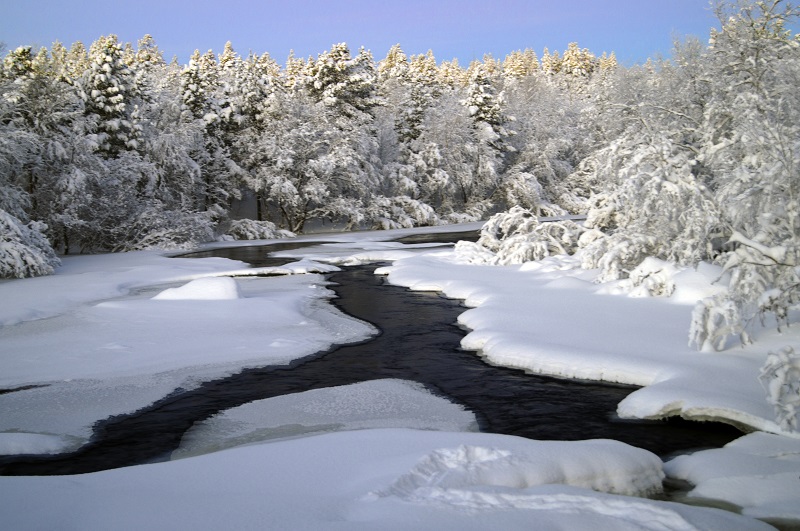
[1,0,719,66]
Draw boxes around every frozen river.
[0,233,741,475]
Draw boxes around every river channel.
[0,231,742,475]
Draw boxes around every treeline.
[2,2,799,353]
[1,28,616,275]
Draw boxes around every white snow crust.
[173,379,478,458]
[0,430,773,531]
[0,249,373,446]
[376,250,799,436]
[665,432,800,522]
[151,276,242,300]
[0,225,794,529]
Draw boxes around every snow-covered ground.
[0,224,797,529]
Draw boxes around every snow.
[375,438,665,501]
[0,249,373,445]
[0,430,772,531]
[0,432,79,455]
[374,249,799,437]
[0,224,795,529]
[665,432,800,523]
[173,379,478,459]
[151,276,241,300]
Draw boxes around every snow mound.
[0,429,773,531]
[0,432,79,455]
[152,277,241,300]
[173,379,477,459]
[665,432,800,523]
[375,439,666,505]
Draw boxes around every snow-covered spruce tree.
[180,50,211,120]
[690,0,800,351]
[305,43,380,118]
[227,50,284,223]
[79,35,142,157]
[463,62,513,153]
[180,48,241,218]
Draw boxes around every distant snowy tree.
[180,50,211,120]
[560,42,597,78]
[463,62,513,152]
[499,73,591,215]
[2,46,34,80]
[238,81,371,232]
[502,49,538,80]
[437,58,467,87]
[180,47,241,216]
[305,43,380,117]
[414,89,498,219]
[378,44,409,82]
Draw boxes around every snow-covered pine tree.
[502,49,538,80]
[463,62,513,152]
[437,58,467,87]
[80,35,142,157]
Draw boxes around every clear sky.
[1,0,720,66]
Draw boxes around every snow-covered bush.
[760,347,800,432]
[476,206,538,254]
[689,293,749,352]
[366,196,441,230]
[224,219,294,241]
[578,134,721,279]
[624,257,679,298]
[112,206,215,251]
[579,232,662,283]
[0,209,60,278]
[469,207,584,265]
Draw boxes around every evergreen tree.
[80,34,141,157]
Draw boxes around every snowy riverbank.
[1,225,798,529]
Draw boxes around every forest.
[0,1,798,360]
